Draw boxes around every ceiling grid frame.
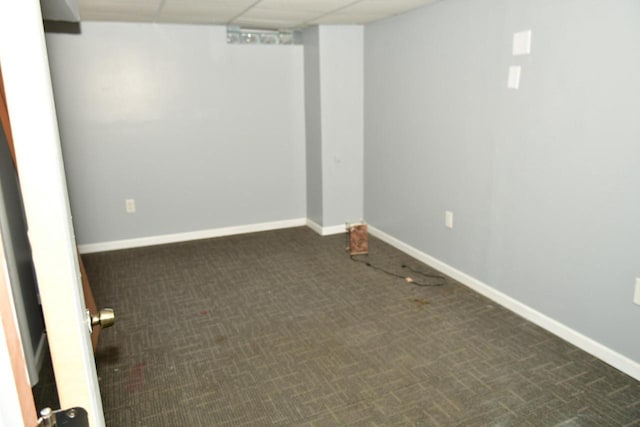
[78,0,440,29]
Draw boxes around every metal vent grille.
[227,26,301,45]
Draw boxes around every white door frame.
[0,1,105,425]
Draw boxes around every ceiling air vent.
[227,26,301,45]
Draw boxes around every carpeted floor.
[81,227,640,426]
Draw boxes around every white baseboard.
[305,219,324,235]
[368,225,640,381]
[78,218,307,254]
[306,219,346,236]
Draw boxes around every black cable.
[350,255,406,280]
[350,255,446,287]
[401,264,447,282]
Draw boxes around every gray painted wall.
[303,26,323,226]
[303,25,364,228]
[319,26,364,227]
[45,23,306,245]
[365,0,640,362]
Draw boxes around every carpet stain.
[125,362,146,393]
[411,298,429,307]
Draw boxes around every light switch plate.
[513,30,532,55]
[634,278,640,306]
[508,66,521,89]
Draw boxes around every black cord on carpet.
[350,254,446,287]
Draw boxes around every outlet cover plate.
[125,199,136,213]
[508,66,521,89]
[445,211,453,229]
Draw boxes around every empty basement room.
[1,0,639,425]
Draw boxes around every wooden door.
[0,1,105,425]
[0,240,37,427]
[0,32,100,357]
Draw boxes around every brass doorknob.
[91,308,115,329]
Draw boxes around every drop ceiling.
[78,0,439,30]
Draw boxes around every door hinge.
[37,407,89,427]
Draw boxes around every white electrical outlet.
[125,198,136,213]
[508,66,521,89]
[634,278,640,306]
[445,211,453,229]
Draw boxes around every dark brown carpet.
[81,227,640,426]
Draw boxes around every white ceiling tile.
[240,8,321,22]
[79,0,160,21]
[338,0,431,16]
[312,0,437,25]
[158,0,256,22]
[310,13,384,25]
[159,6,233,23]
[232,17,301,30]
[78,0,438,27]
[254,0,355,12]
[155,13,228,25]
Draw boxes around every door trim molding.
[0,239,36,427]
